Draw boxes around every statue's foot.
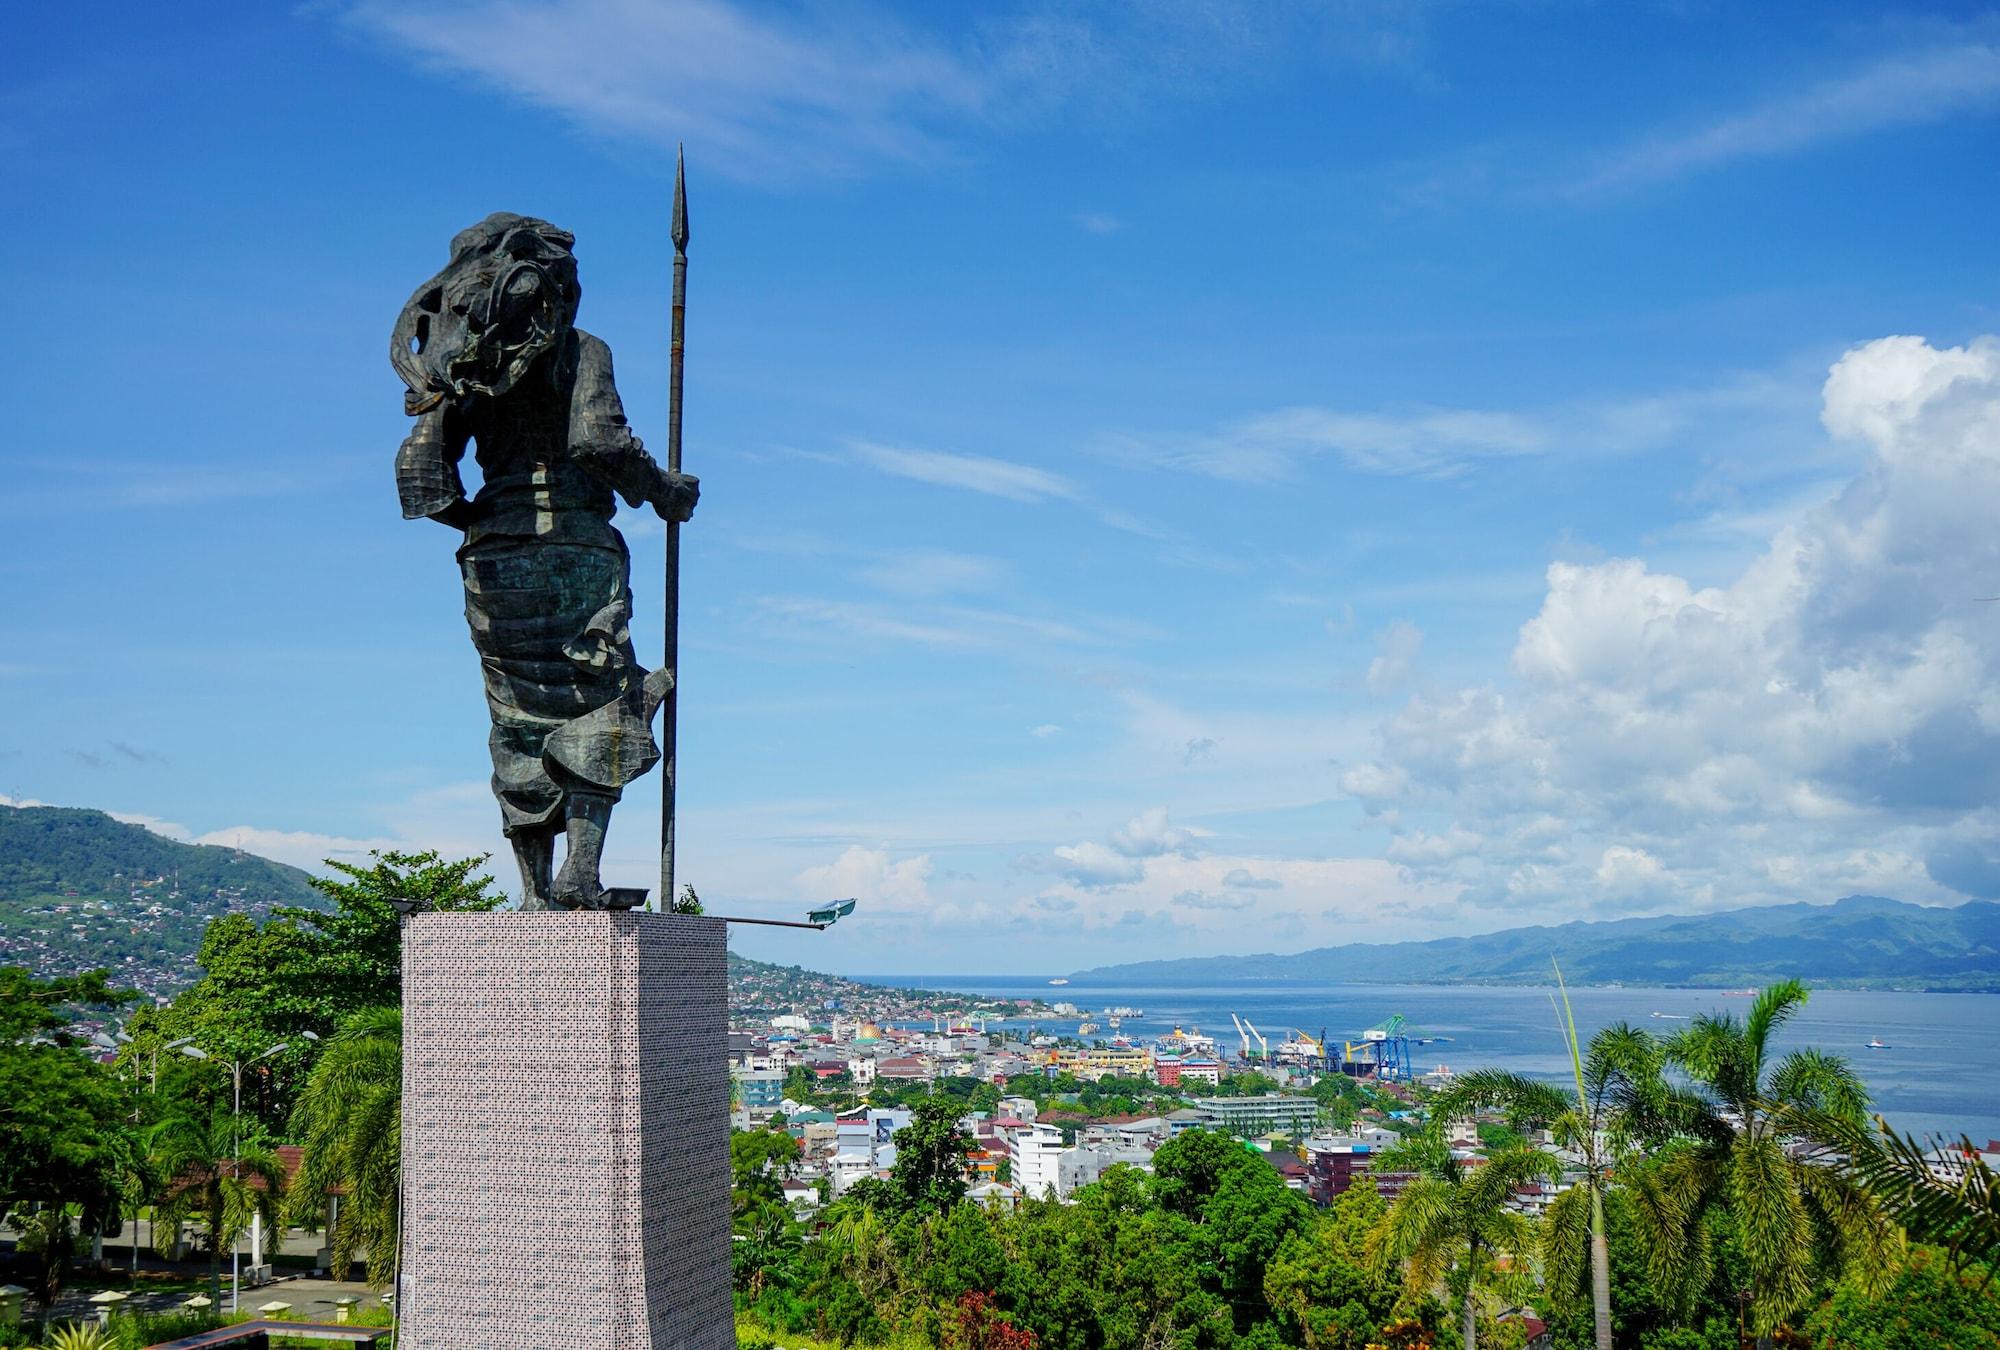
[551,854,607,910]
[512,832,556,911]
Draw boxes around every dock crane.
[1243,1018,1269,1060]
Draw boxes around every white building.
[999,1096,1039,1123]
[1013,1124,1066,1200]
[829,1152,875,1196]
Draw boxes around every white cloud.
[1051,839,1147,889]
[1351,333,2000,917]
[1571,41,2000,196]
[1074,210,1124,235]
[338,1,1437,184]
[1108,806,1197,858]
[184,825,403,872]
[1366,620,1424,693]
[848,441,1079,502]
[856,548,1007,596]
[795,844,935,912]
[1029,723,1064,739]
[1098,374,1804,482]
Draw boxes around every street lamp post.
[179,1039,294,1312]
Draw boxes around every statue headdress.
[391,213,582,410]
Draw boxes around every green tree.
[151,1105,286,1307]
[125,850,502,1132]
[1799,1246,2000,1348]
[1369,1132,1559,1350]
[280,849,505,1018]
[890,1096,975,1216]
[1635,980,1893,1345]
[284,1006,402,1286]
[0,968,137,1312]
[1265,1181,1404,1349]
[1428,973,1693,1350]
[1152,1129,1313,1334]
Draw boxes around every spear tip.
[671,143,689,253]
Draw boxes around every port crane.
[1228,1012,1269,1062]
[1334,1012,1415,1081]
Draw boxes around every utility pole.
[661,145,688,914]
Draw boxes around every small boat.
[1651,1012,1689,1020]
[1866,1037,1890,1050]
[1048,978,1070,986]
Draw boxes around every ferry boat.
[1048,977,1070,986]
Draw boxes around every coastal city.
[11,2,2000,1347]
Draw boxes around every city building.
[732,1067,785,1115]
[1303,1137,1417,1205]
[1047,1046,1154,1082]
[1188,1094,1320,1138]
[1176,1057,1222,1086]
[1013,1123,1067,1200]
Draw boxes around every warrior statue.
[392,213,697,910]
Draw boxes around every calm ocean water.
[858,975,2000,1146]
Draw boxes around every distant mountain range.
[1073,896,2000,992]
[0,803,323,999]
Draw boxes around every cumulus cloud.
[1367,620,1424,693]
[795,844,935,911]
[1046,806,1203,889]
[1051,840,1147,889]
[1222,867,1282,890]
[1348,334,2000,918]
[1108,806,1197,858]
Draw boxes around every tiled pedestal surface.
[400,911,735,1350]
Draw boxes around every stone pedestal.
[400,911,735,1350]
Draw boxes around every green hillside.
[1074,895,2000,992]
[0,803,324,1000]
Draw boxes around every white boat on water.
[1866,1037,1891,1050]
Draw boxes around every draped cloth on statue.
[459,536,661,835]
[406,326,670,836]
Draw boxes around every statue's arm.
[569,332,699,523]
[396,401,474,528]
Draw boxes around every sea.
[856,975,2000,1147]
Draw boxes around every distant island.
[1073,895,2000,992]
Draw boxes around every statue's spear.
[661,145,688,914]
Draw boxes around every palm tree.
[1633,979,1891,1346]
[1368,1131,1560,1350]
[1426,969,1695,1350]
[151,1105,286,1308]
[1776,1106,2000,1277]
[284,1006,402,1288]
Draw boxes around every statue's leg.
[551,791,613,910]
[512,828,556,911]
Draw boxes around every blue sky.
[6,2,2000,973]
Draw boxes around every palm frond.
[1777,1106,2000,1275]
[1768,1047,1868,1123]
[1540,1180,1593,1309]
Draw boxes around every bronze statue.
[392,213,697,910]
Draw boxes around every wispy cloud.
[848,440,1080,502]
[1099,372,1808,482]
[754,595,1146,653]
[1074,210,1124,235]
[1570,40,2000,196]
[335,1,1439,183]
